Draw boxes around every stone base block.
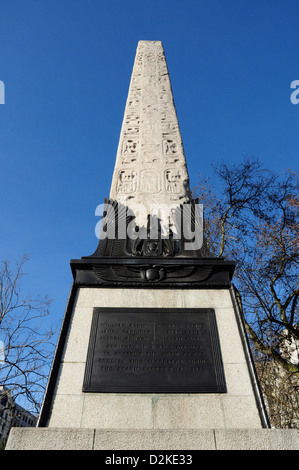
[6,427,299,450]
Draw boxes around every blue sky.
[0,0,298,334]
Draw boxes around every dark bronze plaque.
[83,308,226,393]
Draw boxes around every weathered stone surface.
[5,427,95,450]
[6,428,299,450]
[214,429,299,450]
[93,429,216,450]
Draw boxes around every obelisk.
[110,40,190,229]
[7,41,299,450]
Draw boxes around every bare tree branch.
[0,256,56,414]
[193,158,299,427]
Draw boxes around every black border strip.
[82,306,100,392]
[37,283,78,427]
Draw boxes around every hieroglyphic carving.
[133,52,143,76]
[157,52,168,75]
[161,118,179,136]
[117,170,137,193]
[140,169,161,193]
[121,138,139,163]
[127,95,141,109]
[143,49,156,76]
[165,169,182,193]
[162,137,180,164]
[124,125,139,136]
[125,113,140,127]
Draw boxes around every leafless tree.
[0,255,55,415]
[193,157,299,427]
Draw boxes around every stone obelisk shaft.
[109,41,190,227]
